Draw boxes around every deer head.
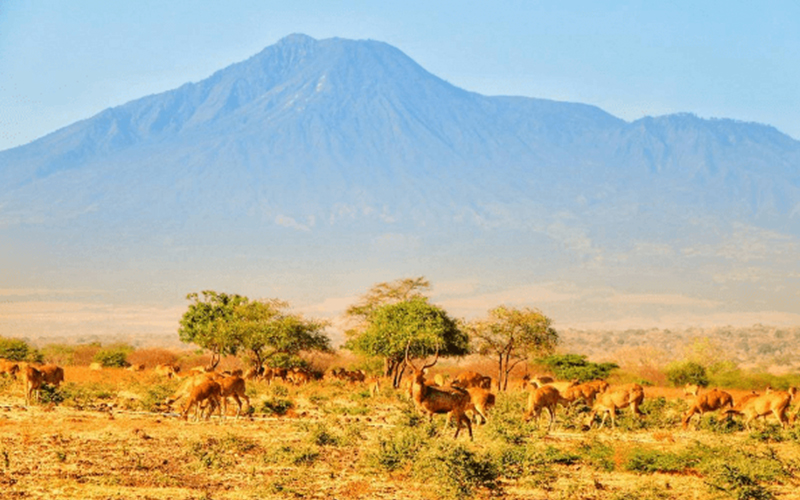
[404,341,439,380]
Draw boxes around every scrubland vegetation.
[2,349,800,499]
[2,278,800,499]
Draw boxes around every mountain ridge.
[1,34,798,329]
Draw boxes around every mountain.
[1,34,799,334]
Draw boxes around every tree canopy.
[345,277,430,334]
[234,299,331,369]
[345,295,469,387]
[178,290,331,369]
[470,306,559,390]
[538,354,619,383]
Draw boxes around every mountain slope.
[1,34,799,327]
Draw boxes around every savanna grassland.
[2,366,800,500]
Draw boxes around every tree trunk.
[209,351,221,369]
[392,362,407,389]
[503,351,512,391]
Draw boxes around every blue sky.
[1,1,798,152]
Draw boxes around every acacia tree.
[233,299,331,369]
[345,296,469,387]
[469,306,558,391]
[178,290,331,370]
[178,291,247,369]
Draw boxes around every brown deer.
[0,360,20,379]
[524,385,570,431]
[681,387,734,430]
[24,365,44,405]
[182,378,223,421]
[725,388,796,429]
[562,381,606,407]
[586,383,645,429]
[405,344,473,440]
[451,371,492,390]
[464,386,496,425]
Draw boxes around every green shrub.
[578,439,615,472]
[270,384,289,397]
[665,361,708,387]
[305,422,340,447]
[38,384,65,405]
[367,427,428,472]
[0,337,41,363]
[267,444,320,466]
[413,442,501,500]
[624,448,693,474]
[483,392,530,444]
[538,354,618,382]
[93,347,132,368]
[707,464,775,500]
[699,446,787,500]
[748,424,786,443]
[698,414,744,434]
[140,383,177,412]
[260,397,294,416]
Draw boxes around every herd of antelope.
[2,355,799,437]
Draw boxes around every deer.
[451,371,492,390]
[524,385,570,431]
[37,364,64,387]
[562,381,607,407]
[0,360,20,379]
[24,365,44,405]
[681,387,734,430]
[404,343,473,440]
[724,388,796,430]
[532,378,578,394]
[464,386,496,425]
[217,374,250,419]
[182,378,223,421]
[585,383,645,429]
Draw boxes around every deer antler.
[422,347,440,370]
[404,341,418,371]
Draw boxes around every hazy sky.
[1,1,798,152]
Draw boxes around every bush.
[665,361,709,387]
[624,448,694,474]
[413,442,501,500]
[538,354,618,382]
[260,397,294,416]
[94,347,132,368]
[0,337,41,362]
[367,427,427,471]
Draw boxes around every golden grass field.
[2,366,800,500]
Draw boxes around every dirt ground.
[1,370,800,499]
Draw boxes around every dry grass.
[1,369,800,500]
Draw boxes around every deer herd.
[2,355,799,439]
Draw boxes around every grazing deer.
[38,364,64,387]
[405,344,473,440]
[24,365,44,405]
[586,383,645,429]
[681,387,734,430]
[562,381,606,407]
[524,385,570,431]
[725,388,796,430]
[182,379,223,421]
